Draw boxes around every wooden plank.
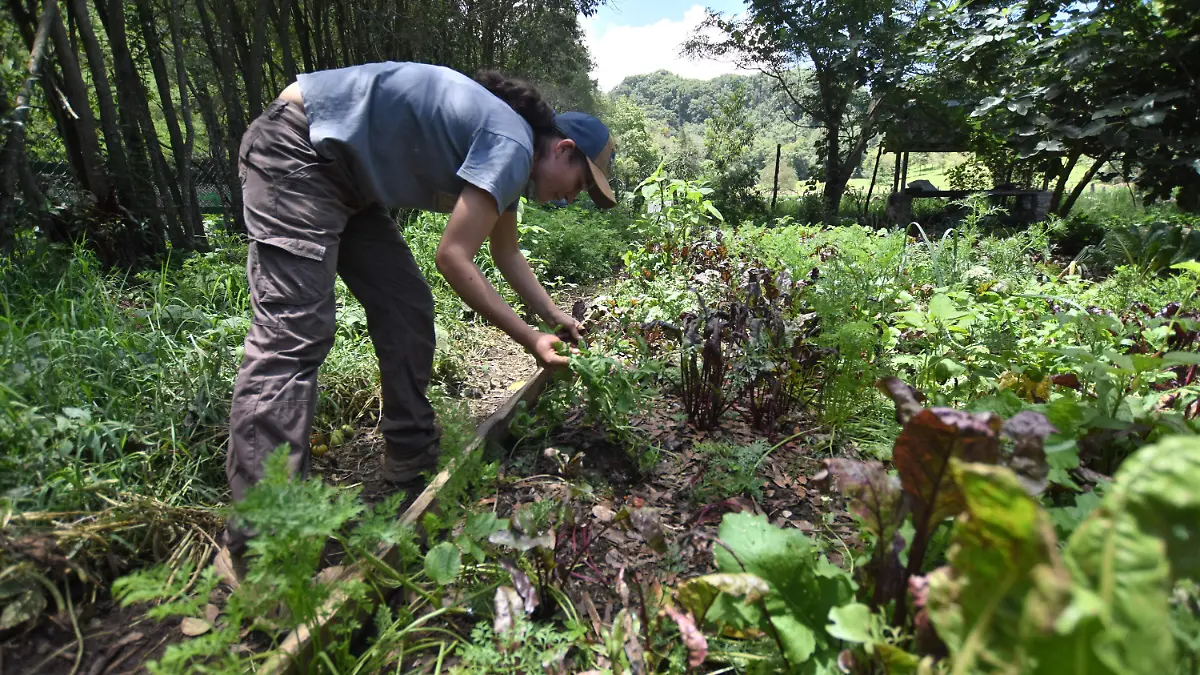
[259,367,559,674]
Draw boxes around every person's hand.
[546,308,583,343]
[528,331,570,369]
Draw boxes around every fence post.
[771,143,782,214]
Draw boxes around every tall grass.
[0,243,236,512]
[0,233,388,515]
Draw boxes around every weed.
[690,440,771,503]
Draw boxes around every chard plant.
[669,377,1200,674]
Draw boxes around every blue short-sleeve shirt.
[298,62,533,213]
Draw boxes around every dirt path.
[310,324,537,493]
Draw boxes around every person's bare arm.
[489,210,581,341]
[436,186,567,366]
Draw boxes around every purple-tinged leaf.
[824,459,907,543]
[877,377,925,426]
[892,407,1002,624]
[500,560,538,614]
[895,408,1002,528]
[1001,410,1056,496]
[493,586,523,644]
[664,605,709,668]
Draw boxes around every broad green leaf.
[676,573,770,621]
[826,603,873,644]
[424,542,462,586]
[928,294,966,323]
[875,643,924,674]
[1129,110,1166,127]
[1129,354,1162,373]
[0,584,45,630]
[925,462,1071,673]
[770,613,818,666]
[1171,260,1200,275]
[934,358,968,382]
[715,512,855,664]
[463,511,503,541]
[1103,435,1200,580]
[1162,351,1200,367]
[1064,514,1174,673]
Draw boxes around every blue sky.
[583,1,751,91]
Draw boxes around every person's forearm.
[436,253,538,349]
[493,248,559,323]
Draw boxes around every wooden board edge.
[258,367,558,674]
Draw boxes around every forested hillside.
[608,69,825,190]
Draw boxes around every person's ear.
[557,138,577,158]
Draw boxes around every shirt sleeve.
[456,130,532,214]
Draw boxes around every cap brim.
[585,157,617,209]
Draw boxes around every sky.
[582,0,753,92]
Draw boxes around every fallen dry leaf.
[315,565,345,584]
[592,504,615,522]
[180,617,211,637]
[204,604,219,623]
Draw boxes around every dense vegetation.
[2,0,1199,673]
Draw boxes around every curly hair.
[474,70,559,140]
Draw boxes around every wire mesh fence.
[27,158,235,216]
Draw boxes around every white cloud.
[584,6,752,92]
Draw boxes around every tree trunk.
[189,69,243,233]
[196,0,248,233]
[48,7,110,200]
[134,0,192,244]
[1049,149,1081,214]
[822,122,845,222]
[166,0,204,243]
[1057,151,1113,216]
[291,0,315,72]
[331,0,351,67]
[94,0,161,227]
[247,0,271,120]
[8,0,92,193]
[273,0,297,82]
[70,0,134,206]
[98,0,184,249]
[0,0,56,235]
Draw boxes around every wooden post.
[862,144,883,218]
[900,151,910,191]
[771,143,782,214]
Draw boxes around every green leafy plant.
[1095,219,1200,278]
[673,511,856,671]
[112,446,419,673]
[674,392,1200,673]
[623,166,724,281]
[690,439,772,503]
[918,434,1200,675]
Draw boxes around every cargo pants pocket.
[249,237,333,306]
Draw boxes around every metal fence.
[28,158,234,215]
